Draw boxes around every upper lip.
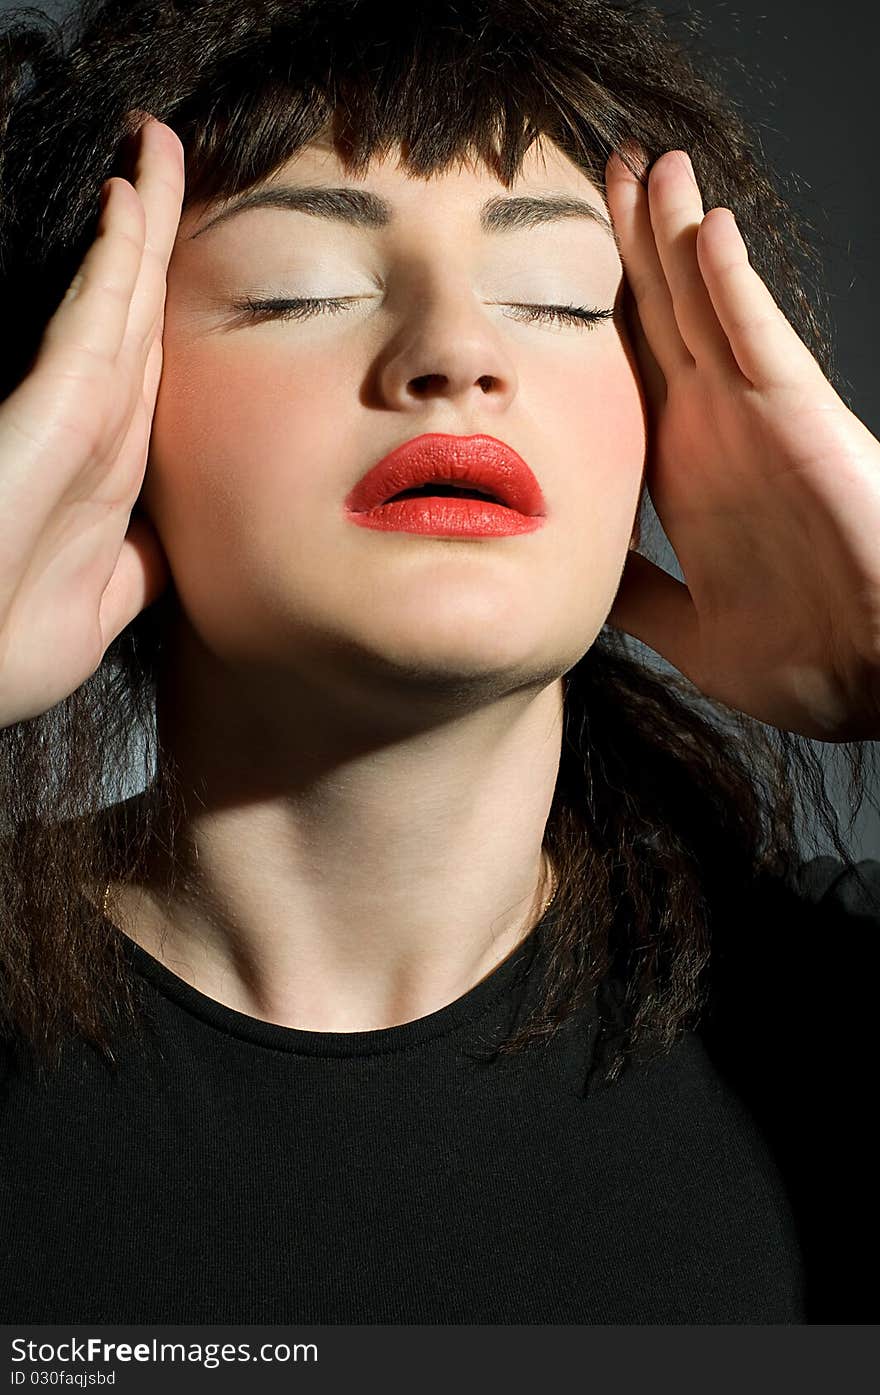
[344,433,546,516]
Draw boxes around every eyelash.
[235,295,615,329]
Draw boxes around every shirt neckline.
[116,914,548,1058]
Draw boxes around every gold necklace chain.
[537,864,558,920]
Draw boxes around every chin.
[289,612,540,700]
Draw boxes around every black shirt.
[0,855,877,1324]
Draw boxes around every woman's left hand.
[603,145,880,741]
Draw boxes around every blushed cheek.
[144,343,350,551]
[531,345,646,527]
[583,357,646,479]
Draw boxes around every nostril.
[410,373,446,393]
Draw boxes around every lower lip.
[345,497,545,536]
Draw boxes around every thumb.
[605,550,702,683]
[98,511,171,648]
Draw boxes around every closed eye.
[233,295,615,329]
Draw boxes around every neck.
[103,612,565,1032]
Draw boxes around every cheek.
[529,340,646,526]
[578,356,645,474]
[525,342,647,649]
[144,340,352,541]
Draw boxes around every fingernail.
[116,114,152,180]
[615,140,649,179]
[680,151,698,185]
[126,108,154,130]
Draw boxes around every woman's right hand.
[0,115,184,727]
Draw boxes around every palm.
[604,147,880,742]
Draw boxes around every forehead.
[279,130,602,191]
[179,130,611,238]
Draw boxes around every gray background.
[4,0,878,858]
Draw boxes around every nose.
[375,282,518,417]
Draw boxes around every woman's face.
[142,132,647,706]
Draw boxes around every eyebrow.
[186,184,617,244]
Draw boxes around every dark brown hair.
[0,0,877,1088]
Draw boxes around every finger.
[694,207,827,391]
[120,116,185,353]
[141,332,164,417]
[619,278,667,420]
[605,148,693,383]
[646,151,741,377]
[39,177,146,370]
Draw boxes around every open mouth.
[383,483,505,505]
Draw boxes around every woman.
[0,0,878,1324]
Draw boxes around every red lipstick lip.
[344,433,546,517]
